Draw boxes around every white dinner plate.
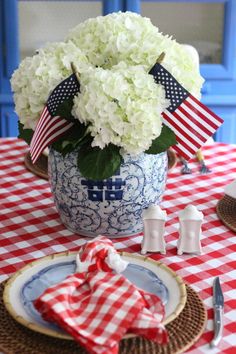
[3,252,186,340]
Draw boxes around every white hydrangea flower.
[67,12,204,97]
[11,11,204,154]
[72,65,169,155]
[11,41,90,130]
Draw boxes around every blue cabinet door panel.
[3,0,19,78]
[103,0,124,14]
[0,106,18,137]
[200,0,236,80]
[211,108,236,143]
[0,0,19,137]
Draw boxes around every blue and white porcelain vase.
[48,148,168,238]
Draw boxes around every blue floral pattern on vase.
[48,149,168,237]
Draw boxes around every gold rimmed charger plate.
[0,282,206,354]
[3,252,186,341]
[24,151,48,180]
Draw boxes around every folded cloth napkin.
[34,236,167,354]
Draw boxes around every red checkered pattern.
[0,138,236,353]
[35,236,166,354]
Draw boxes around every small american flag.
[149,63,223,160]
[30,73,80,163]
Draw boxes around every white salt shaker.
[141,204,167,255]
[177,205,203,255]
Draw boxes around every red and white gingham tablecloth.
[0,138,236,354]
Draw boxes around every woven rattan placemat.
[216,195,236,233]
[24,151,48,180]
[0,282,206,354]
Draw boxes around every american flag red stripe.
[149,63,223,160]
[178,104,213,140]
[30,73,80,163]
[30,109,73,163]
[30,107,54,156]
[164,108,206,147]
[172,107,207,144]
[189,94,222,126]
[185,97,218,132]
[162,94,223,160]
[163,113,196,157]
[30,112,72,160]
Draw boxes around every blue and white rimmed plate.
[3,252,186,340]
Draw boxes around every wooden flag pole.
[70,62,80,82]
[156,52,165,64]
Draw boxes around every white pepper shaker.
[141,204,167,255]
[177,205,203,255]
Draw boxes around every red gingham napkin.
[34,236,167,354]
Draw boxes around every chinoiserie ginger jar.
[48,148,168,238]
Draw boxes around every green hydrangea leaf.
[77,143,123,180]
[51,121,88,156]
[18,122,34,145]
[54,97,75,121]
[145,124,177,154]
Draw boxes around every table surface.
[0,138,236,354]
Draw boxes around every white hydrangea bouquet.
[11,12,204,180]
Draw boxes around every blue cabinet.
[0,0,19,137]
[0,0,124,137]
[103,0,124,14]
[125,0,236,143]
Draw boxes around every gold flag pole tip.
[156,52,165,64]
[70,62,80,80]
